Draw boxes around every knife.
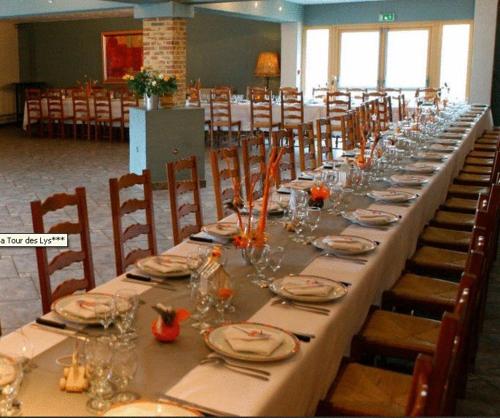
[124,274,177,290]
[189,235,215,244]
[35,317,88,335]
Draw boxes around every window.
[339,31,379,89]
[385,29,429,89]
[304,28,330,99]
[440,24,470,101]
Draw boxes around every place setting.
[426,143,457,153]
[413,151,448,161]
[400,162,437,174]
[367,189,418,205]
[390,174,429,188]
[311,234,377,264]
[341,208,400,230]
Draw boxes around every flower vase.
[144,94,159,111]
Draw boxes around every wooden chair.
[47,89,71,139]
[242,134,267,201]
[415,88,441,106]
[210,147,242,220]
[246,86,268,100]
[271,129,296,187]
[364,94,391,131]
[167,156,204,246]
[280,88,304,132]
[31,187,95,314]
[187,86,212,134]
[339,111,357,151]
[26,88,46,137]
[346,87,367,101]
[209,87,241,147]
[94,90,120,141]
[297,122,317,172]
[109,169,158,276]
[250,90,280,142]
[326,91,351,118]
[316,118,334,165]
[72,90,93,140]
[119,91,138,142]
[312,86,329,101]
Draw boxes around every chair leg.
[73,122,77,140]
[109,123,113,142]
[120,123,125,142]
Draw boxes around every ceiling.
[286,0,381,3]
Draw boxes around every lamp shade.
[255,52,280,78]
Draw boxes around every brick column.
[143,18,187,107]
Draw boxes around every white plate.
[367,190,417,203]
[52,293,113,325]
[104,401,202,417]
[342,209,399,227]
[401,163,436,174]
[205,322,299,362]
[414,152,446,161]
[312,234,377,255]
[202,222,240,239]
[136,255,190,278]
[270,275,348,303]
[390,174,428,186]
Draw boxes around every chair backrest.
[405,354,433,416]
[250,91,273,131]
[93,90,112,120]
[316,118,334,165]
[362,91,386,102]
[167,156,203,246]
[210,147,241,220]
[271,129,296,186]
[416,88,441,106]
[31,187,95,314]
[312,87,329,101]
[326,91,351,118]
[120,91,139,121]
[246,86,268,100]
[72,90,91,120]
[47,89,64,119]
[242,133,267,201]
[280,89,304,129]
[26,88,43,119]
[109,169,158,276]
[297,122,317,171]
[346,87,367,100]
[340,111,356,150]
[210,88,232,125]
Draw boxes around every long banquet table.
[1,107,493,416]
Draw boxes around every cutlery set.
[123,273,177,290]
[271,298,330,316]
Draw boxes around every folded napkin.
[63,296,110,319]
[205,223,240,237]
[281,277,333,296]
[323,236,365,252]
[353,209,392,224]
[369,190,410,201]
[141,257,187,275]
[224,327,284,356]
[406,163,435,172]
[391,175,426,184]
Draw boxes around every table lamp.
[255,52,280,90]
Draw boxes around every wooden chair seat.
[383,273,457,314]
[476,138,499,145]
[352,309,440,359]
[455,173,491,186]
[448,184,489,199]
[212,120,242,129]
[474,143,498,151]
[409,246,467,276]
[420,226,472,251]
[468,150,496,159]
[431,210,475,231]
[465,157,494,166]
[461,164,492,175]
[442,197,477,214]
[325,362,412,416]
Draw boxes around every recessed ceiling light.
[254,1,258,8]
[278,5,283,11]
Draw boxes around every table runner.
[2,108,493,416]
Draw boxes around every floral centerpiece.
[123,67,177,110]
[76,75,98,96]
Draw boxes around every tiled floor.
[0,125,498,414]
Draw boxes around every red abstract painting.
[102,31,143,83]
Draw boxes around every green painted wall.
[18,11,281,94]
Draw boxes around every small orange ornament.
[217,288,234,299]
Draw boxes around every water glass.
[94,296,115,330]
[290,209,307,244]
[85,336,114,414]
[248,243,270,286]
[190,273,212,330]
[305,207,321,240]
[268,245,285,276]
[210,274,235,324]
[113,289,139,340]
[0,356,23,416]
[111,341,139,404]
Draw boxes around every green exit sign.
[379,12,396,22]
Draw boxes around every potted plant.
[123,67,177,110]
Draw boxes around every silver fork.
[203,354,271,376]
[200,357,270,381]
[271,298,330,315]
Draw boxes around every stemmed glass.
[0,355,23,416]
[248,243,270,286]
[290,208,307,243]
[111,341,139,403]
[85,336,114,414]
[305,207,321,242]
[94,296,115,331]
[190,270,212,330]
[267,245,285,279]
[113,289,139,341]
[186,247,209,289]
[211,274,235,324]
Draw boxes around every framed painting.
[102,30,143,83]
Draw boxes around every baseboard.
[0,114,16,125]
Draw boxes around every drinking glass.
[290,209,307,243]
[305,207,321,241]
[186,248,208,289]
[113,289,139,341]
[0,356,23,416]
[94,296,115,330]
[111,341,139,403]
[190,272,212,330]
[289,189,308,214]
[210,274,235,324]
[85,336,114,414]
[267,245,285,277]
[248,243,270,286]
[340,188,354,212]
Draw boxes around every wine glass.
[305,207,321,241]
[111,341,139,403]
[85,336,114,414]
[210,274,234,324]
[113,289,139,341]
[190,271,212,330]
[267,245,285,279]
[0,355,23,417]
[290,208,307,244]
[94,296,115,331]
[248,243,270,286]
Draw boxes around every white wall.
[470,0,498,104]
[280,21,302,88]
[0,22,19,123]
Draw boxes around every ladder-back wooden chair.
[416,88,441,106]
[167,156,204,246]
[346,87,367,101]
[250,90,280,142]
[47,89,71,139]
[326,91,351,118]
[242,133,267,201]
[280,88,304,133]
[187,86,212,134]
[72,90,93,140]
[272,129,296,187]
[109,169,158,276]
[119,91,138,142]
[210,147,242,220]
[246,86,268,100]
[94,90,120,141]
[312,87,329,101]
[297,122,318,172]
[209,87,241,147]
[316,118,334,165]
[31,187,95,314]
[26,88,46,137]
[341,111,357,150]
